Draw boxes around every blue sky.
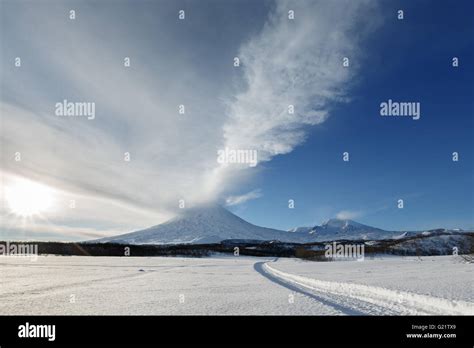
[1,0,473,241]
[231,0,474,231]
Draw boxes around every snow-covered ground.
[0,255,472,315]
[265,255,473,315]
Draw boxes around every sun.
[4,179,55,217]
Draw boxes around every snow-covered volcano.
[95,204,310,245]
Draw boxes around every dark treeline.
[0,232,472,260]
[0,240,298,258]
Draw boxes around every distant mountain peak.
[323,218,360,225]
[288,218,394,241]
[320,218,366,231]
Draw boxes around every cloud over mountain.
[0,0,378,239]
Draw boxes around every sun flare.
[4,179,55,217]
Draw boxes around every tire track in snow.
[257,261,474,315]
[254,261,366,315]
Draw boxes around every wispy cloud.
[225,189,263,206]
[223,0,379,162]
[336,210,363,220]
